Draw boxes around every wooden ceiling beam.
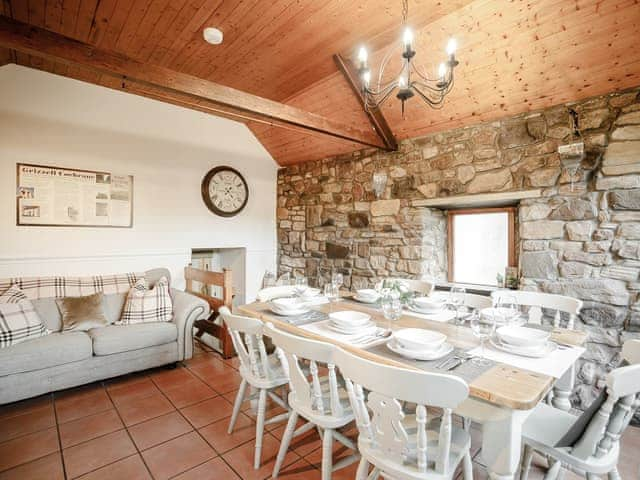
[333,53,397,151]
[0,15,388,150]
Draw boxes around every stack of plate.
[328,311,376,334]
[269,297,311,316]
[353,289,380,304]
[386,328,452,360]
[407,296,446,314]
[490,325,556,357]
[480,307,523,326]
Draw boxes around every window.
[447,207,516,286]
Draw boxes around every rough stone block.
[521,220,565,239]
[593,229,614,241]
[611,126,640,140]
[520,203,552,221]
[549,198,597,220]
[566,221,593,241]
[457,165,475,184]
[466,168,513,193]
[609,190,640,210]
[522,240,548,251]
[521,251,558,279]
[601,265,639,282]
[580,302,627,328]
[306,205,322,227]
[559,261,591,278]
[584,241,612,253]
[526,115,547,140]
[371,199,400,216]
[326,242,350,259]
[529,168,561,187]
[564,250,612,266]
[498,120,535,149]
[596,174,640,190]
[541,279,629,306]
[348,212,369,228]
[617,241,640,260]
[549,240,584,251]
[615,110,640,125]
[579,108,610,130]
[618,222,640,239]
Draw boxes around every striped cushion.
[119,277,173,325]
[0,285,49,348]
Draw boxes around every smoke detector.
[203,27,223,45]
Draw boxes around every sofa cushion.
[89,322,178,356]
[0,331,92,376]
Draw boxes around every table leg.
[456,399,533,480]
[552,365,574,411]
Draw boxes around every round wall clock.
[201,166,249,217]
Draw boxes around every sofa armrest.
[171,288,210,361]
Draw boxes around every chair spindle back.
[492,290,582,329]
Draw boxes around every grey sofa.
[0,268,209,404]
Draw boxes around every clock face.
[201,166,249,217]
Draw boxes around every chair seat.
[522,402,619,474]
[359,416,470,480]
[0,331,92,376]
[88,322,177,356]
[239,353,289,389]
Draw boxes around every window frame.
[446,207,517,285]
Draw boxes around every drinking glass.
[450,286,466,324]
[323,283,339,313]
[294,276,308,297]
[495,294,519,326]
[263,270,276,288]
[470,311,496,366]
[381,293,402,331]
[332,272,343,287]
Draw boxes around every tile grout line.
[103,380,157,480]
[52,390,69,480]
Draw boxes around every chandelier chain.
[402,0,409,26]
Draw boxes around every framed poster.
[16,163,133,228]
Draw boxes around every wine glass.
[294,276,308,297]
[495,294,519,326]
[381,292,402,331]
[450,286,466,324]
[470,311,496,366]
[323,283,339,314]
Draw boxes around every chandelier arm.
[412,84,446,107]
[364,79,399,98]
[410,62,438,83]
[365,86,399,109]
[411,80,449,93]
[375,45,398,91]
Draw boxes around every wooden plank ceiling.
[2,0,640,166]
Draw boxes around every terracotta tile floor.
[0,341,638,479]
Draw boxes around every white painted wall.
[0,65,278,300]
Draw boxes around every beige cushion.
[56,292,109,331]
[88,322,178,356]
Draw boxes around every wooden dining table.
[238,298,588,480]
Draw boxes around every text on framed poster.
[16,163,133,227]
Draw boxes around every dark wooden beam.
[0,16,387,150]
[333,53,397,151]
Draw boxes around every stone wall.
[277,87,640,414]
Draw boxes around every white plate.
[355,289,379,301]
[407,304,444,314]
[270,304,311,316]
[353,295,379,304]
[412,296,446,312]
[489,338,557,358]
[328,322,377,335]
[386,340,454,361]
[394,328,447,351]
[496,325,550,347]
[329,310,371,326]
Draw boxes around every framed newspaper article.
[16,163,133,228]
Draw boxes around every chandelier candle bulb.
[357,46,368,69]
[438,63,446,80]
[446,38,457,56]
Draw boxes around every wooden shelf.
[411,189,542,209]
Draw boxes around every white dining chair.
[432,291,492,310]
[491,290,582,329]
[492,289,583,411]
[264,323,358,480]
[520,339,640,480]
[219,307,290,469]
[387,277,435,296]
[334,347,473,480]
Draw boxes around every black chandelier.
[356,0,459,116]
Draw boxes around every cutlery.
[351,329,392,345]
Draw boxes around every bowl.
[356,289,379,300]
[300,288,321,299]
[496,325,550,347]
[272,297,307,311]
[412,296,445,312]
[329,310,371,327]
[393,328,447,352]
